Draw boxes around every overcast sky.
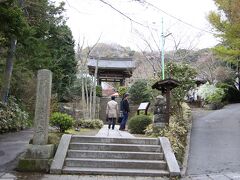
[56,0,219,51]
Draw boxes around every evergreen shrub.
[128,115,152,134]
[198,83,226,107]
[217,82,240,103]
[96,85,102,97]
[117,86,128,97]
[206,88,225,104]
[145,103,191,163]
[0,97,30,133]
[50,112,75,132]
[128,80,152,104]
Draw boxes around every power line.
[98,0,148,28]
[141,0,215,35]
[64,0,215,36]
[65,0,148,28]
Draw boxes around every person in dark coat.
[119,93,130,130]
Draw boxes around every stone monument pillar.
[33,69,52,145]
[153,95,167,127]
[18,69,54,172]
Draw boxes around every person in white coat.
[106,96,118,130]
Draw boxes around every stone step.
[71,135,159,145]
[67,150,164,160]
[69,142,161,152]
[65,158,167,170]
[62,167,169,177]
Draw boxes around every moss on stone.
[17,158,52,172]
[48,132,62,145]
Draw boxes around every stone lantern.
[152,78,180,125]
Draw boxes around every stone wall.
[59,97,100,120]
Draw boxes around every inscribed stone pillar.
[33,69,52,145]
[153,95,167,127]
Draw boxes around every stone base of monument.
[153,114,167,128]
[17,144,55,172]
[154,122,167,128]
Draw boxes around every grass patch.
[65,128,100,136]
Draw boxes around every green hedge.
[128,115,152,134]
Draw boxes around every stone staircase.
[50,135,180,177]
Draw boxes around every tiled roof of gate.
[87,57,135,69]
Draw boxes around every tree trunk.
[84,73,89,118]
[89,76,93,119]
[92,57,99,119]
[1,37,17,103]
[80,67,86,119]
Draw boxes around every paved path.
[0,129,33,172]
[186,104,240,178]
[95,125,135,138]
[0,173,167,180]
[182,172,240,180]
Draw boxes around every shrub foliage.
[96,85,102,97]
[128,115,152,134]
[117,86,128,97]
[128,79,152,104]
[0,97,30,133]
[145,103,191,163]
[50,112,75,132]
[217,82,240,103]
[76,119,104,129]
[198,83,226,104]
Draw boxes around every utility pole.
[161,18,165,80]
[160,18,172,80]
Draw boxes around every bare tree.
[195,52,234,84]
[196,53,217,83]
[76,35,101,120]
[131,26,203,81]
[92,51,99,119]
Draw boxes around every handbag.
[118,111,123,123]
[118,116,122,123]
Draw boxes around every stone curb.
[50,134,72,174]
[181,106,193,177]
[159,137,180,177]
